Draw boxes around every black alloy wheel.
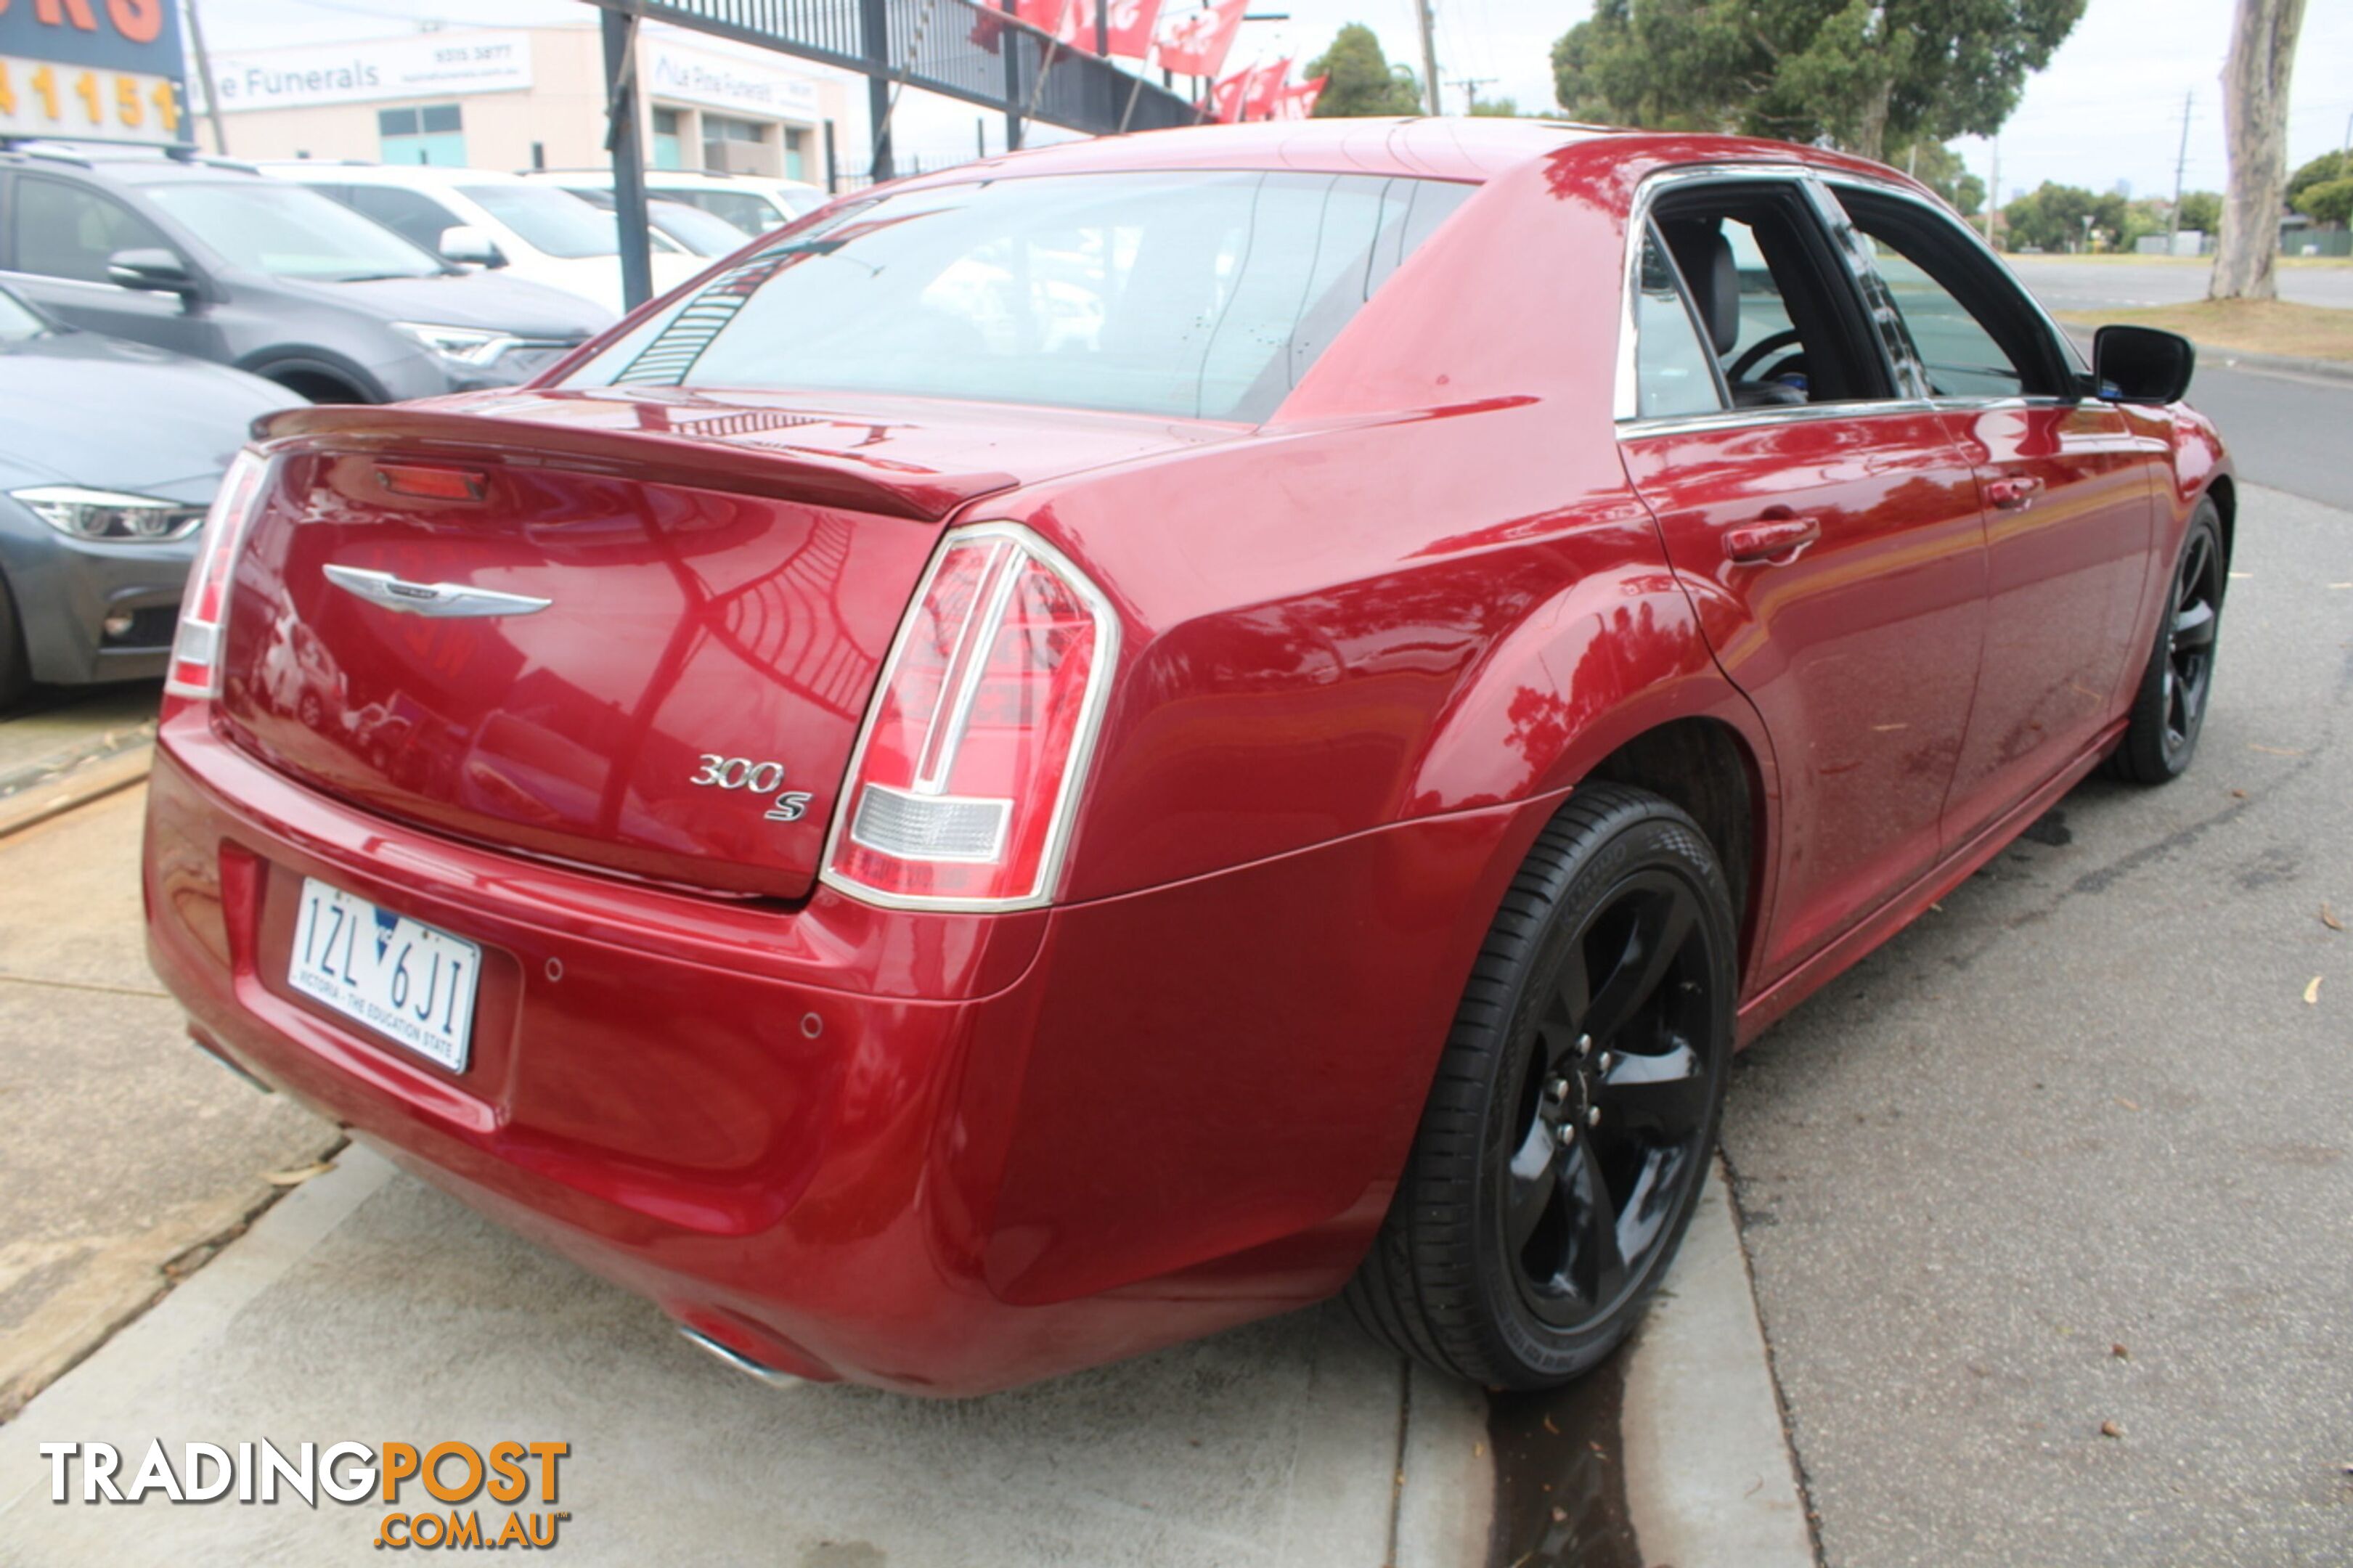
[2160,523,2222,761]
[1347,784,1737,1388]
[1504,868,1717,1333]
[2111,497,2226,785]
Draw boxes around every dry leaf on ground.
[261,1162,335,1187]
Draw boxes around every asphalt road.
[1724,471,2353,1567]
[2187,365,2353,515]
[2008,256,2353,312]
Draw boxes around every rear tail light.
[821,522,1118,910]
[165,447,271,701]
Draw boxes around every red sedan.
[144,119,2231,1395]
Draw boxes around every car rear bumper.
[145,706,1537,1394]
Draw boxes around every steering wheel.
[1728,328,1806,383]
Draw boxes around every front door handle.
[1986,475,2044,511]
[1723,515,1822,564]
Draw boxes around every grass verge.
[2052,298,2353,364]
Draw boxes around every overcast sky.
[201,0,2353,198]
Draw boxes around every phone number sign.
[1,0,189,148]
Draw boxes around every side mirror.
[106,248,197,295]
[437,225,506,269]
[2092,324,2195,405]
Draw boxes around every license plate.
[288,877,481,1073]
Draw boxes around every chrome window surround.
[1612,162,2092,436]
[816,519,1122,915]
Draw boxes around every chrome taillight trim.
[817,519,1121,914]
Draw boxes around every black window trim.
[1815,173,2091,407]
[1615,161,2100,437]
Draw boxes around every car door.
[0,174,217,359]
[1822,182,2164,844]
[1615,178,1989,989]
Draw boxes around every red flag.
[1104,0,1163,57]
[1156,0,1247,78]
[1244,57,1289,119]
[1016,0,1098,48]
[1207,68,1253,123]
[1277,73,1325,118]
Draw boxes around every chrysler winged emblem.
[322,565,552,618]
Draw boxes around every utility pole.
[2168,90,2194,245]
[1983,135,1999,245]
[183,0,229,155]
[1413,0,1440,116]
[1451,75,1496,115]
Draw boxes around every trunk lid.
[215,387,1217,899]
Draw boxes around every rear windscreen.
[560,169,1473,423]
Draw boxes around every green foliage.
[1468,97,1527,117]
[2175,190,2222,234]
[1551,0,2085,159]
[1308,23,1424,117]
[2286,150,2352,208]
[2296,177,2353,229]
[1890,140,1986,217]
[2000,181,2145,252]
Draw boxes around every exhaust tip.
[679,1327,806,1389]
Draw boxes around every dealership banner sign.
[203,31,532,113]
[0,0,191,148]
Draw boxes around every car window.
[651,200,751,256]
[1648,183,1891,409]
[1826,187,2069,399]
[563,169,1475,424]
[661,188,787,233]
[1632,226,1725,419]
[1849,234,2026,398]
[11,178,174,285]
[143,180,446,280]
[344,184,465,255]
[456,184,623,259]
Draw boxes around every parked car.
[523,167,825,233]
[0,283,298,706]
[261,163,706,315]
[144,120,2232,1397]
[0,147,612,405]
[553,187,755,258]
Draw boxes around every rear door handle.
[1723,515,1821,564]
[1986,475,2044,511]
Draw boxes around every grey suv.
[0,149,611,403]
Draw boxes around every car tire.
[0,571,30,711]
[1345,783,1737,1389]
[2107,497,2225,785]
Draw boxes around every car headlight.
[392,322,523,367]
[10,484,205,543]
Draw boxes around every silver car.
[0,284,298,706]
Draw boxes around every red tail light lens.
[165,448,270,701]
[822,523,1118,910]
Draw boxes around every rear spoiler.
[256,401,1019,524]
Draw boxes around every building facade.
[200,23,863,188]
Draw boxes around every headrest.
[1660,220,1741,358]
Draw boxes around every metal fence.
[582,0,1200,140]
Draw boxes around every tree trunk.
[1850,77,1893,164]
[2210,0,2308,301]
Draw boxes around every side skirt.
[1732,719,2126,1046]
